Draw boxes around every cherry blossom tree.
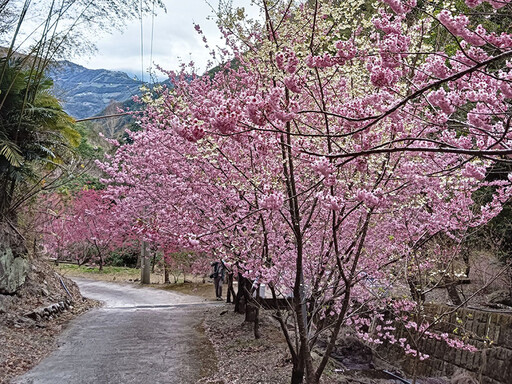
[96,0,512,383]
[42,190,131,270]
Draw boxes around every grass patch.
[56,264,140,275]
[158,281,216,299]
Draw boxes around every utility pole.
[141,240,151,284]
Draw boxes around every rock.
[486,290,512,307]
[25,311,39,320]
[41,288,49,297]
[451,370,478,384]
[0,247,29,294]
[329,336,374,370]
[17,316,36,326]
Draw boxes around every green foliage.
[37,121,108,195]
[467,163,512,262]
[0,138,22,167]
[0,57,80,217]
[425,0,512,55]
[106,248,139,268]
[57,173,104,195]
[207,58,240,78]
[120,122,142,145]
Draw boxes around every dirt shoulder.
[0,260,100,384]
[199,304,292,384]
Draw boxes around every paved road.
[14,279,218,384]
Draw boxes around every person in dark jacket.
[210,260,225,300]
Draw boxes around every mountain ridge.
[49,61,142,119]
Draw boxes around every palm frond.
[0,139,23,166]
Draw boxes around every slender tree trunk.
[245,301,257,322]
[253,299,261,339]
[151,252,157,273]
[235,272,246,314]
[226,272,235,303]
[0,176,15,220]
[291,357,305,384]
[140,241,150,284]
[446,282,462,305]
[244,278,257,322]
[408,279,424,302]
[136,241,141,269]
[164,261,170,284]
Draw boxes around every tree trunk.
[408,279,425,302]
[234,272,246,314]
[446,282,462,305]
[140,241,150,284]
[243,278,257,322]
[226,272,236,303]
[151,252,157,273]
[253,302,261,339]
[136,240,141,269]
[291,358,305,384]
[245,300,257,322]
[164,261,170,284]
[0,176,15,220]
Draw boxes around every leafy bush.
[106,249,139,268]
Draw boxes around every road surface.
[14,279,218,384]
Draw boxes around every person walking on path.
[210,260,225,300]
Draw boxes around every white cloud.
[74,0,260,80]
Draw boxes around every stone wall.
[378,304,512,383]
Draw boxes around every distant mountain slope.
[86,98,140,139]
[49,61,142,119]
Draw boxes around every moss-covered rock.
[0,247,28,294]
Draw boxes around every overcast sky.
[73,0,260,80]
